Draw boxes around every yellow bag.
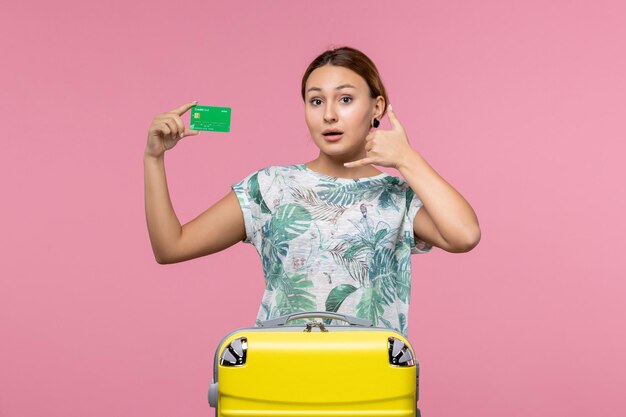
[209,312,421,417]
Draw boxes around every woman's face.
[304,64,384,160]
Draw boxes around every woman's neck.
[305,154,383,179]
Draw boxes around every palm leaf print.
[248,172,272,214]
[275,273,316,316]
[378,177,407,210]
[398,313,408,336]
[405,187,415,212]
[378,316,394,330]
[343,241,370,260]
[369,246,399,306]
[339,218,398,255]
[261,302,271,319]
[395,244,412,303]
[371,225,399,248]
[260,205,311,292]
[328,242,369,285]
[403,230,414,247]
[325,284,358,313]
[260,220,289,291]
[355,286,385,326]
[395,269,411,304]
[262,260,285,291]
[270,204,312,243]
[316,181,380,206]
[378,188,399,211]
[289,186,348,221]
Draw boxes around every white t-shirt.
[232,163,431,336]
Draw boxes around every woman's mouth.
[322,131,344,142]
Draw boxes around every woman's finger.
[170,115,185,139]
[183,128,201,137]
[169,100,198,116]
[163,119,178,141]
[159,122,171,138]
[344,157,375,168]
[387,104,403,131]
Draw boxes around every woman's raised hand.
[344,104,415,170]
[145,101,200,158]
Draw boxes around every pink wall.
[1,0,625,416]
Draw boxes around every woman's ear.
[374,95,386,119]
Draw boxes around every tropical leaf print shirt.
[231,163,432,337]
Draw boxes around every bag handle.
[258,311,373,327]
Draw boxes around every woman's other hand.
[145,101,200,158]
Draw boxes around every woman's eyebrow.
[306,84,357,94]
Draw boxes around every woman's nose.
[323,103,338,123]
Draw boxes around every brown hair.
[301,46,388,116]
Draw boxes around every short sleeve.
[406,187,433,255]
[231,168,272,248]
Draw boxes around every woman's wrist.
[144,150,164,163]
[396,148,422,171]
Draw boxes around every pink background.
[1,0,625,416]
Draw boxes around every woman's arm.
[144,102,246,264]
[397,150,480,253]
[144,154,246,264]
[344,104,480,253]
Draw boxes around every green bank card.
[190,105,231,132]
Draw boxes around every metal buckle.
[303,320,328,332]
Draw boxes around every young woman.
[144,46,480,336]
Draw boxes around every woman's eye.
[340,96,352,103]
[310,99,322,106]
